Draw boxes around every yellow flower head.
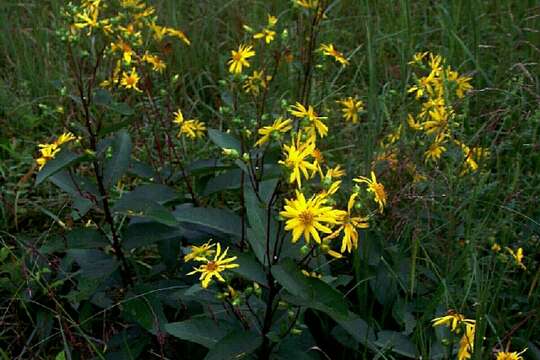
[505,247,526,270]
[280,190,345,244]
[295,0,319,10]
[142,53,166,73]
[166,28,191,45]
[432,312,466,332]
[180,119,206,139]
[325,193,369,253]
[424,140,447,163]
[255,117,293,146]
[289,102,328,139]
[254,29,276,44]
[319,43,349,66]
[353,171,387,213]
[184,241,216,262]
[121,67,142,92]
[243,70,272,96]
[188,243,239,288]
[457,322,476,360]
[496,349,527,360]
[278,134,319,188]
[36,143,60,170]
[337,97,364,124]
[55,132,76,146]
[227,44,256,74]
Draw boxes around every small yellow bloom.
[496,349,527,360]
[491,243,501,252]
[337,97,364,124]
[408,51,429,65]
[432,312,466,332]
[319,43,349,66]
[424,141,446,162]
[166,28,191,45]
[353,171,387,213]
[295,0,319,9]
[227,44,256,74]
[289,102,328,139]
[184,241,216,262]
[36,143,60,170]
[254,29,276,44]
[243,70,272,96]
[55,132,76,146]
[325,193,369,253]
[278,135,319,188]
[457,322,475,360]
[505,247,526,270]
[301,269,322,278]
[280,190,345,244]
[121,67,142,92]
[180,120,206,139]
[188,243,239,288]
[142,53,166,73]
[255,117,293,146]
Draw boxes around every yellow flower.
[407,114,423,130]
[181,120,206,139]
[55,132,76,146]
[121,67,142,92]
[458,322,475,360]
[173,109,184,125]
[267,15,278,27]
[301,270,322,278]
[149,22,168,41]
[188,243,239,288]
[289,102,328,139]
[254,29,276,44]
[295,0,319,10]
[227,44,256,74]
[110,40,133,65]
[408,51,429,65]
[74,2,101,31]
[278,135,319,188]
[506,247,526,270]
[319,43,349,66]
[36,143,60,170]
[142,53,166,73]
[424,140,446,163]
[455,74,473,98]
[255,117,293,146]
[496,349,527,360]
[120,0,146,9]
[491,243,501,252]
[337,97,364,124]
[423,105,451,135]
[325,193,369,253]
[432,312,466,332]
[243,70,271,96]
[184,241,216,262]
[166,28,191,45]
[353,171,387,213]
[324,165,346,180]
[280,190,345,244]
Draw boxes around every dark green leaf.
[113,195,177,227]
[36,149,83,185]
[173,206,241,237]
[123,220,182,250]
[204,330,262,360]
[375,331,418,358]
[335,312,376,348]
[125,184,179,205]
[164,318,234,348]
[104,130,132,187]
[208,128,241,153]
[67,228,109,249]
[229,251,267,286]
[203,169,242,195]
[67,249,118,280]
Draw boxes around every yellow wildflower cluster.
[319,43,349,66]
[432,311,476,360]
[496,349,527,360]
[407,52,487,172]
[337,97,364,124]
[185,241,239,288]
[36,132,77,170]
[172,109,206,140]
[68,0,189,92]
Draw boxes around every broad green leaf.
[204,330,262,360]
[272,259,349,318]
[122,294,166,334]
[123,220,183,250]
[208,128,241,153]
[67,249,118,280]
[110,102,134,115]
[67,228,109,249]
[173,206,241,237]
[203,169,242,195]
[49,171,98,197]
[335,312,376,348]
[36,149,83,185]
[164,318,234,348]
[375,331,418,358]
[104,130,132,187]
[229,251,267,286]
[125,184,179,205]
[113,193,177,226]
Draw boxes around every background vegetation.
[0,0,539,359]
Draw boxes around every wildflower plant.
[25,0,537,359]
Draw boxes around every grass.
[0,0,539,359]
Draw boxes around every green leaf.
[125,184,180,205]
[203,169,242,195]
[335,312,376,348]
[49,171,98,197]
[36,149,83,185]
[375,331,418,358]
[104,130,132,187]
[123,220,183,250]
[67,249,118,280]
[208,128,241,153]
[122,294,166,334]
[229,251,267,286]
[164,318,234,348]
[173,206,241,237]
[204,330,262,360]
[113,194,177,227]
[110,102,134,115]
[272,259,349,318]
[67,228,109,249]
